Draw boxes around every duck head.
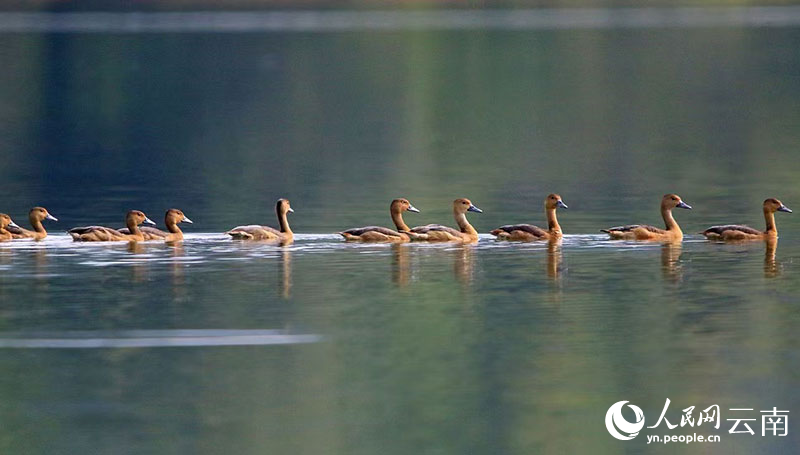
[277,198,294,216]
[545,193,568,210]
[166,209,193,225]
[391,198,420,214]
[453,198,482,214]
[662,194,692,210]
[30,207,58,224]
[0,213,19,230]
[127,210,156,226]
[765,198,792,214]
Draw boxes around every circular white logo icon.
[605,401,645,440]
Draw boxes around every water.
[1,8,800,454]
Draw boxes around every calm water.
[1,9,800,454]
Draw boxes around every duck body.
[410,198,482,243]
[602,194,692,241]
[0,214,21,241]
[227,224,284,241]
[7,207,58,240]
[118,209,193,242]
[227,199,294,243]
[340,226,410,242]
[69,211,156,242]
[602,224,678,241]
[340,198,419,243]
[701,198,791,241]
[492,194,567,241]
[492,224,551,241]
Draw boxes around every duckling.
[491,193,568,241]
[6,207,58,240]
[602,194,692,241]
[339,198,420,242]
[226,198,294,242]
[118,209,193,242]
[0,214,21,241]
[68,210,156,242]
[701,198,791,241]
[409,198,483,243]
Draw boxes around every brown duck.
[602,194,692,241]
[226,199,294,243]
[7,207,58,240]
[701,198,791,241]
[68,210,156,242]
[118,209,193,242]
[491,194,568,241]
[340,198,420,242]
[409,198,483,243]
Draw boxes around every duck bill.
[287,208,294,213]
[676,201,692,210]
[143,217,157,226]
[778,205,793,213]
[7,220,19,228]
[182,217,194,224]
[407,205,420,213]
[556,200,568,209]
[467,204,483,213]
[46,214,58,221]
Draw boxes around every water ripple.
[0,329,322,349]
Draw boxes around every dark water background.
[1,10,799,454]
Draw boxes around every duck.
[491,193,568,241]
[68,210,156,242]
[339,198,420,242]
[7,207,58,240]
[409,198,483,243]
[601,194,692,241]
[118,209,193,242]
[0,214,21,241]
[701,198,791,241]
[226,198,294,242]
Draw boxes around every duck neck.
[30,214,46,234]
[764,209,777,234]
[454,210,477,236]
[278,210,292,234]
[546,207,561,235]
[661,207,681,234]
[391,209,410,231]
[126,218,141,235]
[165,218,181,234]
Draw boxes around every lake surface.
[1,8,800,454]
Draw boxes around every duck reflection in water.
[168,241,187,300]
[453,244,475,286]
[661,241,683,283]
[391,243,411,287]
[279,247,292,299]
[126,241,148,282]
[546,239,563,282]
[764,237,779,278]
